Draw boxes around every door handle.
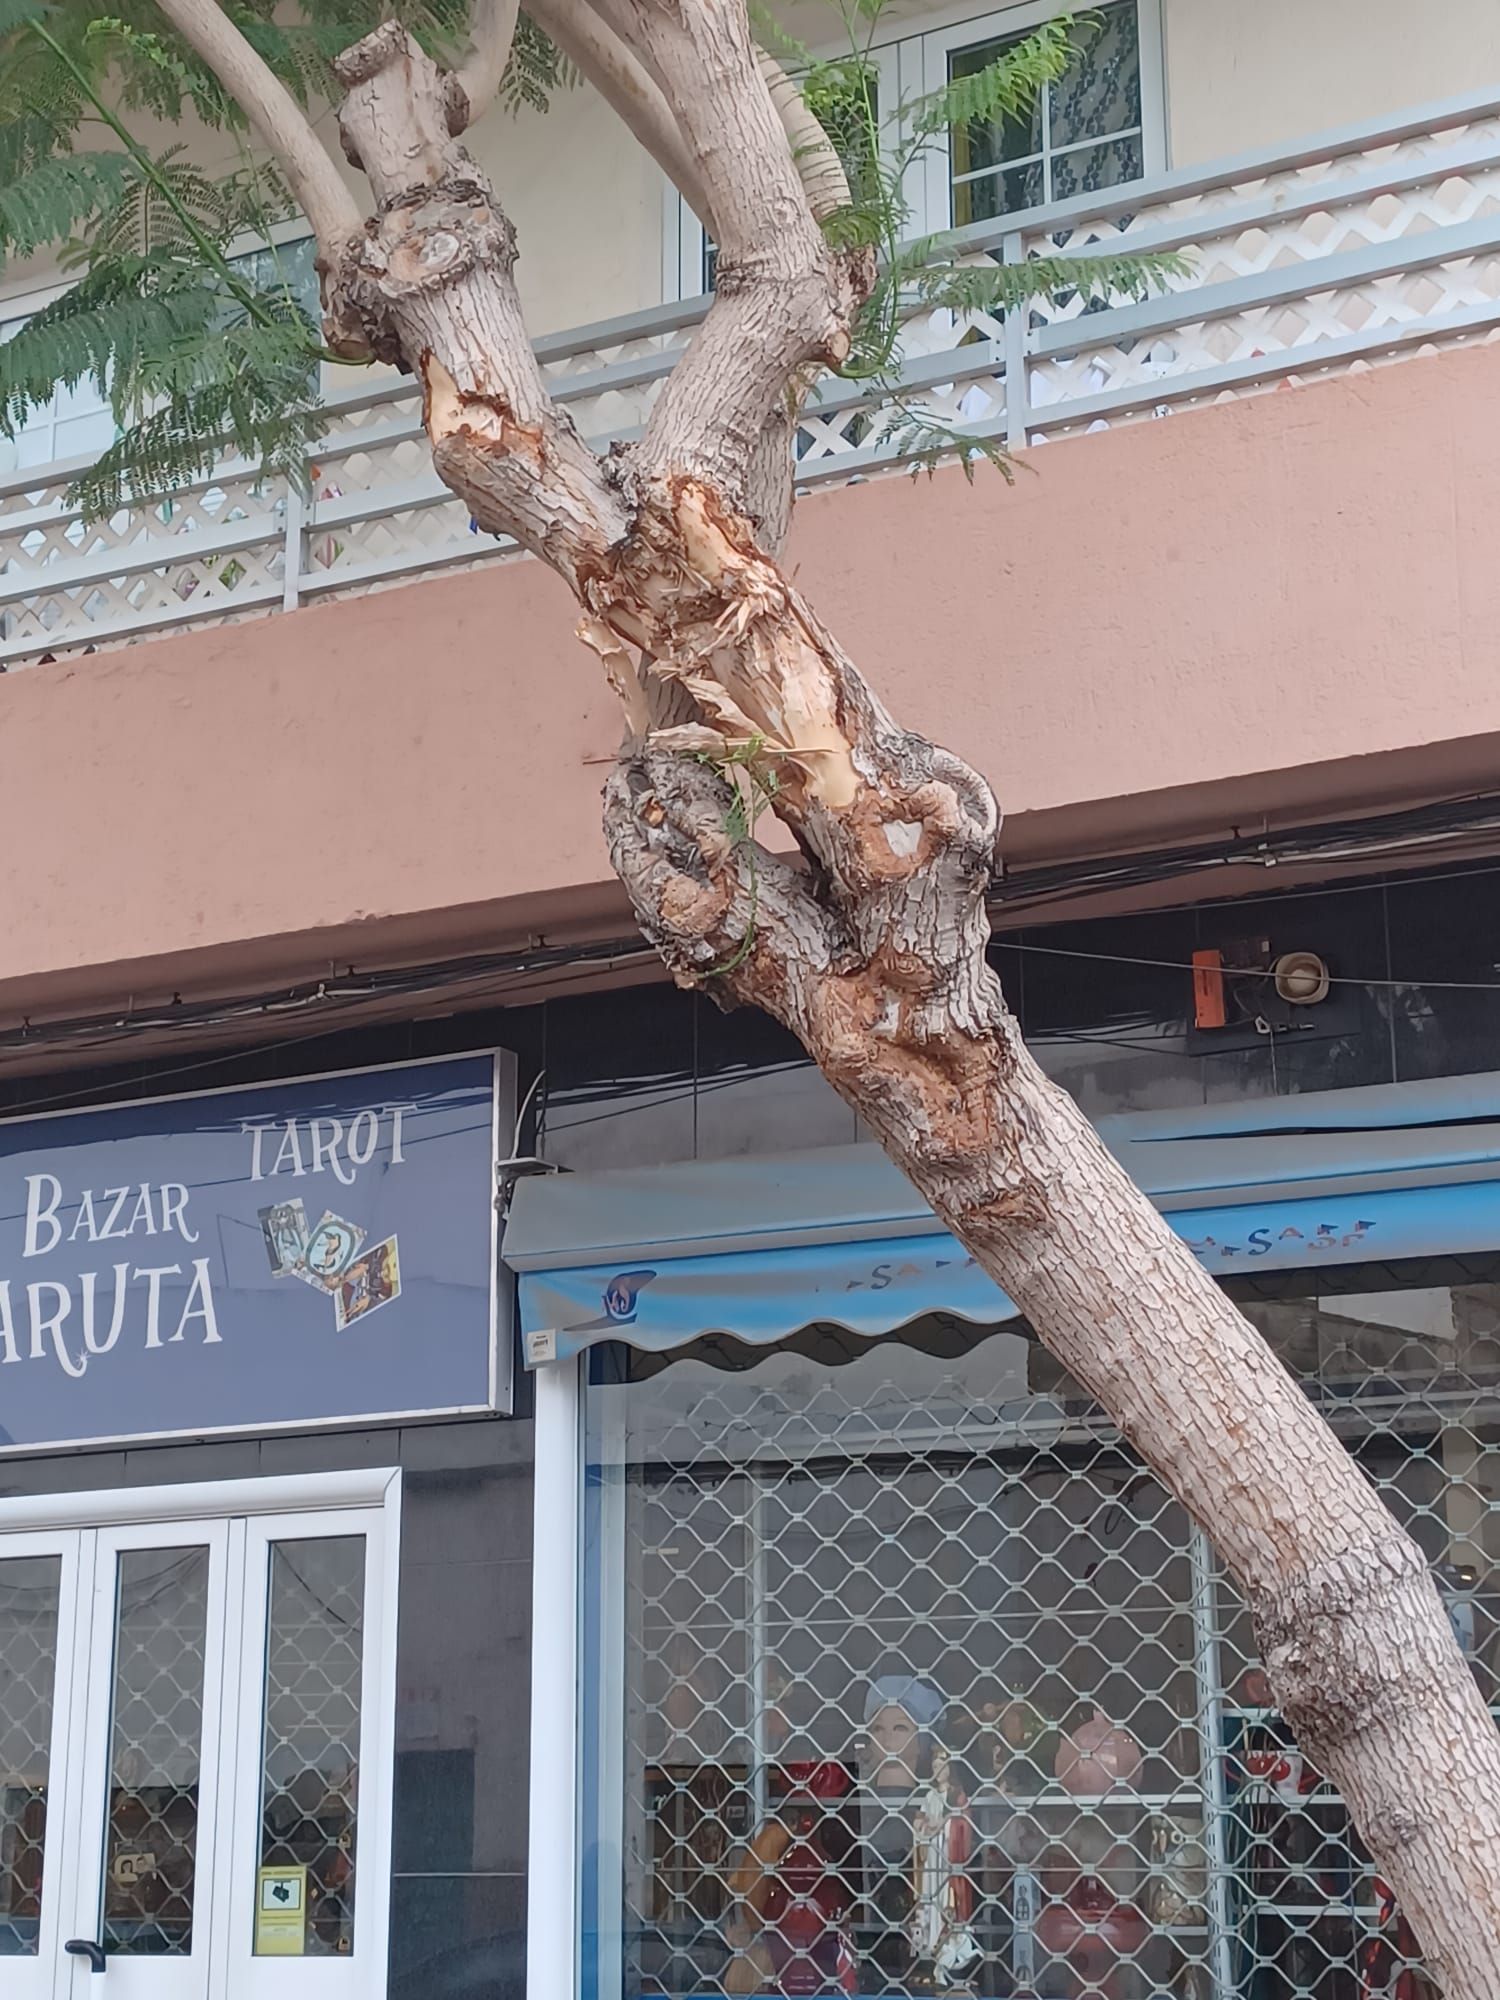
[65,1940,107,1974]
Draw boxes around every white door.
[0,1473,398,2000]
[62,1520,233,2000]
[0,1530,89,2000]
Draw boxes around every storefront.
[511,1067,1500,2000]
[0,1050,531,2000]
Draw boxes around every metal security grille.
[0,1556,60,1958]
[257,1535,366,1958]
[584,1277,1500,2000]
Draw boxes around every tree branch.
[612,0,873,511]
[755,49,851,222]
[151,0,364,291]
[329,24,629,585]
[526,0,717,232]
[453,0,523,131]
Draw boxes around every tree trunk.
[315,22,1500,1990]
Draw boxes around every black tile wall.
[1387,865,1500,1082]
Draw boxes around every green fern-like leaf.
[912,247,1190,315]
[67,389,321,517]
[909,17,1080,140]
[0,0,53,35]
[0,151,134,264]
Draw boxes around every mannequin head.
[862,1675,942,1790]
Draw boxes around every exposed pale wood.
[330,23,628,585]
[453,0,523,130]
[150,0,364,309]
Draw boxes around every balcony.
[2,85,1499,671]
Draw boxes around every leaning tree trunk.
[293,20,1500,1989]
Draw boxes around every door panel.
[0,1535,84,2000]
[64,1523,232,2000]
[224,1508,393,1998]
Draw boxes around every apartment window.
[666,2,1163,300]
[941,0,1145,225]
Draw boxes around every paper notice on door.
[255,1866,308,1955]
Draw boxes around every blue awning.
[507,1070,1500,1365]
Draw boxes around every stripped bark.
[163,0,1500,1984]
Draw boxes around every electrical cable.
[3,790,1500,1091]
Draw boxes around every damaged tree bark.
[161,0,1500,1986]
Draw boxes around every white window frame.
[660,0,1166,302]
[914,0,1166,234]
[0,1468,401,2000]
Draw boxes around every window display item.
[1146,1815,1208,1930]
[1055,1708,1143,1796]
[911,1748,981,1991]
[723,1762,855,1998]
[853,1677,979,1995]
[1357,1877,1440,2000]
[1034,1874,1148,2000]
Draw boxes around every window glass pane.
[0,1556,61,1957]
[230,237,320,328]
[256,1536,366,1958]
[953,160,1045,229]
[584,1326,1202,2000]
[947,4,1144,224]
[103,1546,210,1957]
[949,34,1043,179]
[1051,133,1144,203]
[1048,1,1141,149]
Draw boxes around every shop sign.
[0,1053,508,1452]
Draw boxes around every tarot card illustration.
[296,1211,367,1292]
[335,1236,401,1331]
[259,1199,310,1278]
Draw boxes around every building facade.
[3,4,1500,1998]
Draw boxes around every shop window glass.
[583,1270,1500,1999]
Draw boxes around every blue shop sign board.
[0,1052,508,1452]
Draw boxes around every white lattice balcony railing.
[4,84,1500,669]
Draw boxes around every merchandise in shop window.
[1223,1664,1365,1995]
[721,1677,983,1997]
[1054,1708,1143,1797]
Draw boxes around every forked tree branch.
[453,0,524,130]
[528,0,717,231]
[152,0,364,280]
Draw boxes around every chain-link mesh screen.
[582,1277,1499,1999]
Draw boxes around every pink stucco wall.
[9,341,1500,1021]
